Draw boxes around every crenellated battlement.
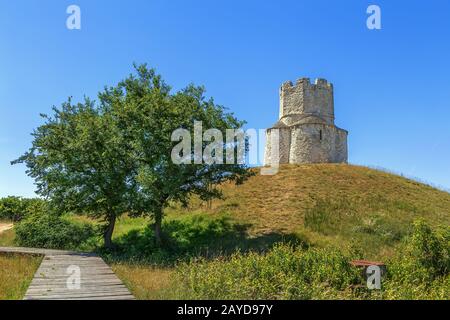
[280,78,333,91]
[279,77,334,124]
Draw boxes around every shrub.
[0,196,47,221]
[15,213,96,250]
[107,215,247,264]
[0,196,21,220]
[104,215,302,266]
[166,221,449,300]
[382,220,450,299]
[171,243,361,300]
[407,220,449,276]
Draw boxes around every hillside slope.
[170,164,450,258]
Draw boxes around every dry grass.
[112,264,173,300]
[114,164,450,299]
[167,164,450,259]
[0,228,16,247]
[3,164,448,299]
[0,253,42,300]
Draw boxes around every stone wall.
[264,77,348,166]
[279,78,334,125]
[264,124,348,165]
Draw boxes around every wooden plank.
[34,295,136,301]
[32,274,121,278]
[0,247,135,300]
[26,284,130,290]
[24,291,134,299]
[26,288,132,294]
[25,289,132,296]
[33,270,117,275]
[26,282,129,287]
[0,246,78,255]
[25,295,134,300]
[29,278,124,283]
[28,278,126,283]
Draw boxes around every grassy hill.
[166,164,450,259]
[110,164,450,299]
[2,164,449,299]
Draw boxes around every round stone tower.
[264,78,348,165]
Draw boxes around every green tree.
[14,64,252,247]
[100,64,253,244]
[0,196,23,221]
[0,196,47,221]
[13,99,137,248]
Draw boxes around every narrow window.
[319,130,322,141]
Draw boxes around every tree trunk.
[154,210,163,246]
[103,215,116,249]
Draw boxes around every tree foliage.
[101,65,252,243]
[13,64,252,247]
[15,212,96,250]
[0,196,47,221]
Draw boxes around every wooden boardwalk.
[0,247,135,300]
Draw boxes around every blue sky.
[1,0,449,197]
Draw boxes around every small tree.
[13,99,137,248]
[0,196,24,221]
[101,65,253,244]
[14,64,253,247]
[0,196,47,221]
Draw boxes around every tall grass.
[0,253,42,300]
[102,214,302,266]
[162,221,450,300]
[170,243,362,300]
[0,229,16,247]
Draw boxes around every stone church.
[264,78,348,165]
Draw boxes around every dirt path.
[0,223,13,234]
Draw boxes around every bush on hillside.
[168,220,449,300]
[105,215,301,265]
[15,212,96,250]
[107,215,248,264]
[172,243,361,299]
[0,196,47,221]
[382,220,449,299]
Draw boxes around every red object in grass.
[350,260,385,267]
